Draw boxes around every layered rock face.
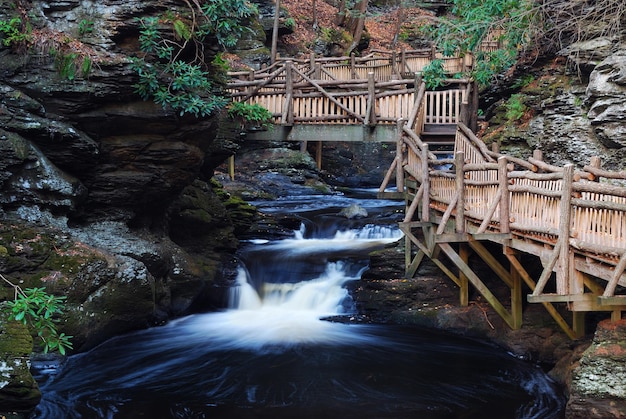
[0,0,253,358]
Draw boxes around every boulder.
[339,203,368,219]
[0,309,41,414]
[566,319,626,418]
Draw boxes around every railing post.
[228,155,235,181]
[391,50,397,79]
[455,151,465,233]
[421,144,430,222]
[557,164,574,295]
[282,60,294,126]
[396,118,405,193]
[498,156,510,234]
[401,47,406,76]
[366,72,377,126]
[351,53,357,79]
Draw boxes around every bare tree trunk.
[391,3,406,48]
[335,0,346,26]
[346,0,368,55]
[271,0,281,64]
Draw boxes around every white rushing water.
[180,223,402,351]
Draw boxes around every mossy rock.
[0,309,41,412]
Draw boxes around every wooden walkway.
[227,50,626,338]
[379,94,626,338]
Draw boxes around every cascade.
[31,191,565,419]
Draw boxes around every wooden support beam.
[532,240,562,296]
[573,312,585,338]
[468,240,513,288]
[439,243,514,328]
[511,260,523,329]
[315,141,322,169]
[505,251,577,339]
[459,244,469,307]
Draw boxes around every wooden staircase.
[422,123,456,158]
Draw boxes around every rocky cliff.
[0,1,262,411]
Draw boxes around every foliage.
[131,16,226,118]
[425,0,538,86]
[505,94,527,122]
[131,0,257,118]
[2,274,73,355]
[228,101,274,129]
[421,59,446,89]
[511,74,535,89]
[78,19,94,36]
[0,17,31,47]
[197,0,258,49]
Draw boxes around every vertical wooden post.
[470,81,479,132]
[498,156,510,234]
[401,47,406,75]
[316,141,322,169]
[228,155,235,180]
[391,51,397,78]
[455,151,465,234]
[557,164,574,295]
[459,244,469,307]
[590,156,601,182]
[314,63,321,80]
[351,53,357,79]
[300,140,307,153]
[491,142,500,154]
[396,119,405,193]
[247,70,255,96]
[282,61,294,126]
[367,72,377,126]
[573,311,586,338]
[511,260,522,329]
[414,73,422,97]
[309,52,315,76]
[421,144,430,222]
[430,44,436,60]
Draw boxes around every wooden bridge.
[227,49,476,168]
[227,50,626,338]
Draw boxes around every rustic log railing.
[228,48,472,86]
[228,59,472,128]
[387,95,626,337]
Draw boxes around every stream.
[30,190,566,419]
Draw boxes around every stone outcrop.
[0,310,40,414]
[0,0,256,362]
[483,40,626,171]
[566,320,626,418]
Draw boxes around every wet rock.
[566,319,626,418]
[586,50,626,148]
[0,310,40,414]
[338,203,368,219]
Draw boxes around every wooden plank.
[506,252,577,339]
[527,293,592,303]
[532,240,562,296]
[459,243,469,306]
[468,239,514,288]
[598,296,626,306]
[439,243,514,328]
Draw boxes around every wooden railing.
[229,49,472,86]
[228,59,472,128]
[388,94,626,335]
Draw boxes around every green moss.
[0,309,33,355]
